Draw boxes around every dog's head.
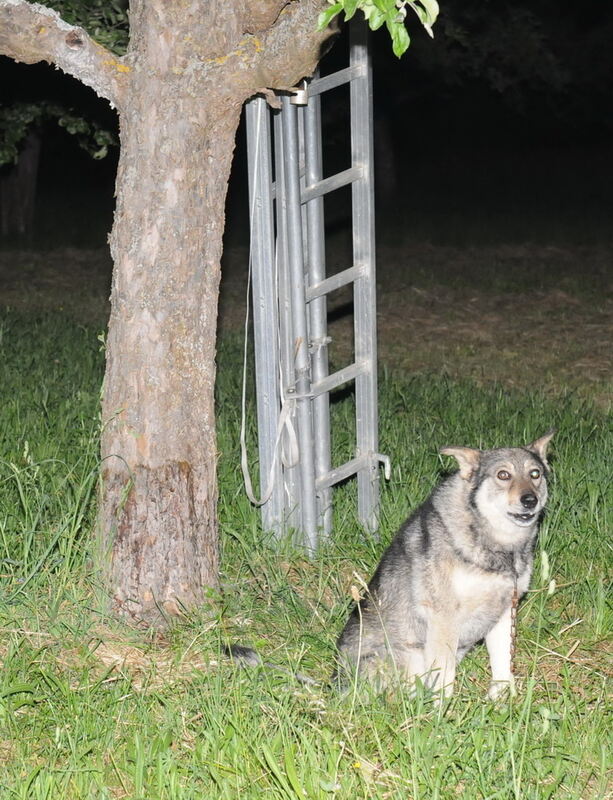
[441,430,555,546]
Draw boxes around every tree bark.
[100,0,335,625]
[100,76,241,624]
[0,0,335,626]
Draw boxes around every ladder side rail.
[245,99,285,534]
[350,21,380,534]
[303,89,333,537]
[280,95,318,550]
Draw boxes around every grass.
[0,310,610,799]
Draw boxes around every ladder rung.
[305,265,362,301]
[316,454,371,490]
[311,361,367,397]
[309,65,364,97]
[301,166,362,204]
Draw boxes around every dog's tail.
[224,643,320,687]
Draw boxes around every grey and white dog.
[336,431,555,700]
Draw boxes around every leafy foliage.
[0,101,117,167]
[318,0,439,57]
[43,0,129,55]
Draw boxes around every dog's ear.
[440,446,481,480]
[527,428,556,468]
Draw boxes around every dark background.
[1,0,612,250]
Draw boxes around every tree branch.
[243,0,289,34]
[214,0,337,102]
[253,0,337,91]
[0,0,129,108]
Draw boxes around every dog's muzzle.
[507,495,540,525]
[520,492,538,509]
[509,511,537,525]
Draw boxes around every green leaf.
[1,682,36,699]
[260,744,294,797]
[283,745,306,798]
[373,0,396,12]
[407,0,439,37]
[390,20,411,58]
[317,2,343,30]
[320,779,342,792]
[419,0,440,25]
[343,0,360,21]
[365,7,387,30]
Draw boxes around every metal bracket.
[375,453,391,480]
[309,336,332,354]
[290,80,309,106]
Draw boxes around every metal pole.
[245,98,284,535]
[350,21,380,532]
[280,95,318,550]
[273,109,302,532]
[303,85,333,537]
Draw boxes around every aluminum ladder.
[245,21,387,550]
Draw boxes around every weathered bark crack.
[243,0,289,34]
[103,460,217,626]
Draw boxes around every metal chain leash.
[510,576,519,676]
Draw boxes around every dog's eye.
[530,469,540,479]
[497,470,511,480]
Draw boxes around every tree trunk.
[100,65,243,625]
[96,1,334,626]
[0,0,336,626]
[0,128,41,238]
[0,0,334,626]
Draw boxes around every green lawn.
[0,311,610,799]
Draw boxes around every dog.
[335,431,555,701]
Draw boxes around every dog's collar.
[452,531,531,577]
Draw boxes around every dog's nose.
[521,492,538,509]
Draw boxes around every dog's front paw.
[488,679,515,701]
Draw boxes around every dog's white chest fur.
[450,564,511,640]
[451,564,509,608]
